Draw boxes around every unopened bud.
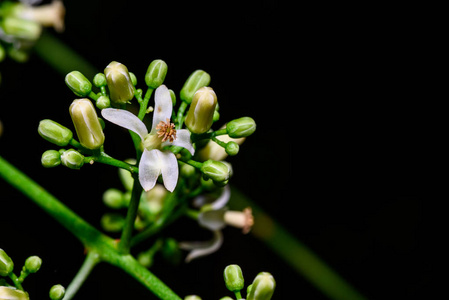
[145,59,168,89]
[38,119,73,146]
[225,141,239,156]
[180,70,210,104]
[226,117,256,138]
[0,286,29,300]
[1,17,41,41]
[224,264,244,292]
[41,150,61,168]
[49,284,65,300]
[103,188,125,209]
[93,73,107,88]
[69,99,105,150]
[96,95,111,109]
[60,149,84,169]
[104,61,135,104]
[0,249,14,277]
[201,160,230,183]
[184,296,202,300]
[24,256,42,273]
[247,272,276,300]
[65,71,92,97]
[101,213,125,232]
[185,87,217,134]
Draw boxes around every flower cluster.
[0,0,65,68]
[1,248,65,300]
[38,58,257,264]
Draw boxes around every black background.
[0,1,440,299]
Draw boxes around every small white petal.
[180,230,223,263]
[198,209,226,231]
[162,129,195,155]
[150,85,173,134]
[157,150,179,192]
[101,108,148,140]
[139,149,161,192]
[210,185,230,210]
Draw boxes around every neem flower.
[101,85,194,192]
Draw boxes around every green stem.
[63,251,100,300]
[191,128,227,143]
[0,155,181,299]
[118,173,143,254]
[8,273,24,291]
[84,152,139,173]
[176,101,188,129]
[138,88,154,120]
[234,291,242,299]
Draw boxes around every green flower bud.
[0,286,29,300]
[65,71,92,97]
[226,117,256,138]
[145,59,167,89]
[93,73,107,87]
[219,297,234,300]
[185,87,217,134]
[201,160,230,183]
[101,213,125,232]
[41,150,61,168]
[49,284,65,300]
[69,99,105,150]
[103,188,125,209]
[180,70,211,104]
[0,249,14,277]
[1,17,41,41]
[24,256,41,273]
[129,72,138,86]
[60,149,84,169]
[38,119,73,146]
[247,272,276,300]
[225,141,239,156]
[224,264,244,292]
[96,95,111,109]
[104,61,135,104]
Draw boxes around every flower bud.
[219,297,233,300]
[201,160,230,183]
[1,17,41,41]
[145,59,168,89]
[69,99,105,150]
[225,141,239,156]
[184,296,202,300]
[60,149,84,169]
[0,249,14,277]
[101,213,125,232]
[103,188,125,209]
[41,150,61,168]
[226,117,256,138]
[49,284,65,300]
[0,286,29,300]
[224,264,244,292]
[24,256,42,273]
[247,272,276,300]
[104,61,135,104]
[96,95,111,109]
[38,119,73,146]
[185,87,217,134]
[93,73,107,88]
[65,71,92,97]
[180,70,210,104]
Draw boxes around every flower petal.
[210,185,231,210]
[157,150,179,192]
[198,209,226,231]
[162,129,195,155]
[101,108,148,140]
[179,230,223,263]
[139,149,161,192]
[150,85,173,134]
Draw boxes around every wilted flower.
[102,85,194,192]
[12,0,65,32]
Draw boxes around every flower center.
[156,118,177,143]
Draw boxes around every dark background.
[1,1,439,299]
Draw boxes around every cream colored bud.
[69,99,105,149]
[185,87,217,134]
[104,61,135,104]
[0,286,29,300]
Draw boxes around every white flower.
[101,85,194,192]
[15,0,66,32]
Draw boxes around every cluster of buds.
[1,248,65,300]
[184,264,276,300]
[0,0,65,64]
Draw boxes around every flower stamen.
[156,118,177,143]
